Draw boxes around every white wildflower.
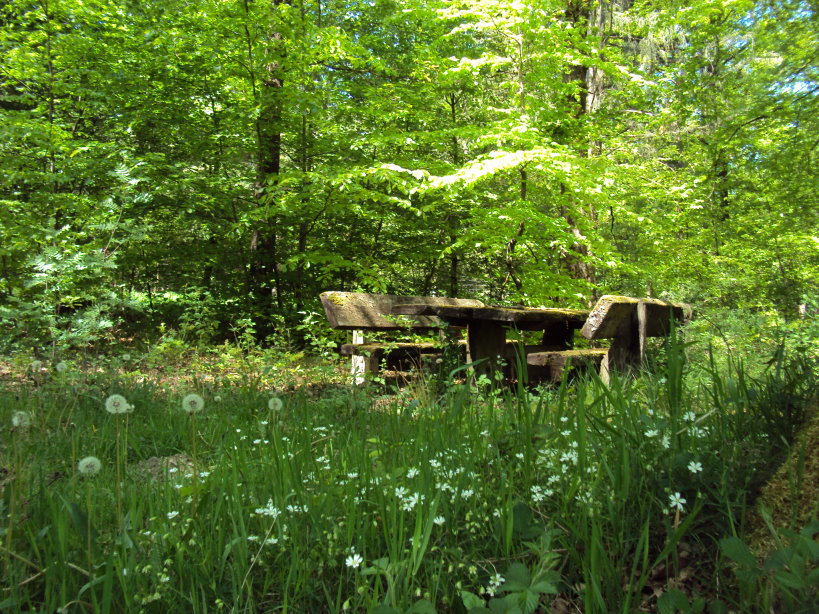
[668,492,686,512]
[687,461,703,474]
[255,499,281,519]
[345,553,363,569]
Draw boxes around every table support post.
[637,300,648,366]
[467,322,507,381]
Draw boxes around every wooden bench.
[522,295,692,384]
[319,291,485,383]
[580,295,693,382]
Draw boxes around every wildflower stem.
[115,417,122,533]
[85,481,93,568]
[191,414,198,483]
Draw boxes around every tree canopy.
[1,0,816,348]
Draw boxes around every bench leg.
[350,330,379,385]
[467,322,506,381]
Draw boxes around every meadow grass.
[1,340,816,613]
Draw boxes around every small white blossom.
[433,516,445,526]
[167,511,179,520]
[255,499,281,519]
[687,461,703,474]
[345,553,363,569]
[669,492,686,512]
[401,492,422,511]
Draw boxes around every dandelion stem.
[115,417,122,533]
[86,481,93,568]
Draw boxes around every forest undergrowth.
[1,332,817,613]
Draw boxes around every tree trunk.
[247,0,289,340]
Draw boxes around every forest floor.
[1,348,817,612]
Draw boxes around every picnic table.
[390,303,590,379]
[320,291,692,385]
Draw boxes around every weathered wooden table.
[581,295,692,382]
[319,291,484,383]
[391,303,589,378]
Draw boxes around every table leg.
[467,321,507,380]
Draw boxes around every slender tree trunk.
[559,0,599,292]
[246,0,288,339]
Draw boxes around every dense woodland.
[1,0,817,349]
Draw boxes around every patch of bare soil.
[129,453,195,481]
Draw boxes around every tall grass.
[1,340,816,613]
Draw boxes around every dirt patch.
[129,453,195,481]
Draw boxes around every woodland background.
[1,0,817,351]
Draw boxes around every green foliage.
[2,338,816,611]
[0,0,815,343]
[720,521,819,613]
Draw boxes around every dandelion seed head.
[268,397,283,412]
[30,360,42,372]
[78,456,102,476]
[55,361,68,373]
[105,394,132,414]
[182,393,205,414]
[12,411,32,428]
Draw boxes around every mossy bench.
[320,291,484,383]
[582,295,693,382]
[525,295,692,383]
